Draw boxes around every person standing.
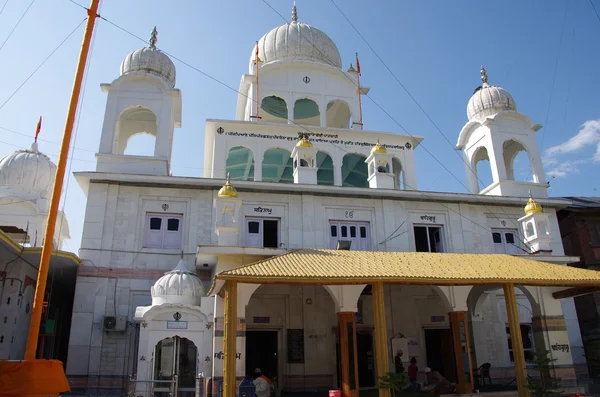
[407,357,418,391]
[394,349,404,374]
[252,368,271,397]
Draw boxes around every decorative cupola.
[151,258,205,306]
[366,140,394,189]
[215,174,242,246]
[518,193,552,254]
[291,134,318,184]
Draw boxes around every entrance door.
[357,331,375,387]
[246,331,278,380]
[154,336,198,397]
[424,329,457,383]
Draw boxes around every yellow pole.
[504,283,530,397]
[372,283,390,397]
[356,64,363,130]
[223,281,238,397]
[25,0,100,360]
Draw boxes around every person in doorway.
[252,368,271,397]
[394,349,404,373]
[407,357,418,391]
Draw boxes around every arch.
[262,148,293,183]
[226,146,255,181]
[153,336,197,385]
[316,151,334,185]
[260,95,288,124]
[502,139,535,182]
[392,157,405,190]
[342,153,368,187]
[467,285,541,370]
[472,147,493,191]
[326,99,351,128]
[115,106,157,155]
[294,98,320,126]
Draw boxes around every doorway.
[424,328,457,383]
[357,331,375,387]
[246,330,278,380]
[153,336,198,397]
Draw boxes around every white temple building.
[64,6,587,397]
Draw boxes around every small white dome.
[0,142,56,200]
[250,4,342,71]
[120,27,176,88]
[467,67,516,121]
[151,259,204,306]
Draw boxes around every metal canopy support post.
[223,281,238,397]
[372,283,390,397]
[504,283,530,397]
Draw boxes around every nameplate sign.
[253,316,270,324]
[420,215,436,223]
[167,321,188,330]
[254,207,273,215]
[551,343,570,353]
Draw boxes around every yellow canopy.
[213,249,600,288]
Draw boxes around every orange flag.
[355,53,361,75]
[35,116,42,142]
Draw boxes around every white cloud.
[543,119,600,178]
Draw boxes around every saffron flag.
[35,116,42,142]
[355,53,361,75]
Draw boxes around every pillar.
[372,283,390,397]
[448,311,474,393]
[338,312,359,397]
[504,283,530,397]
[223,281,238,397]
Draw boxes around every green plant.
[527,349,564,397]
[377,371,410,397]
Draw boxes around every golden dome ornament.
[371,139,387,154]
[296,134,313,148]
[218,173,238,198]
[524,192,542,215]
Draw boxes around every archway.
[261,96,288,124]
[392,158,404,190]
[262,148,293,183]
[317,151,334,185]
[326,100,351,129]
[154,336,198,397]
[123,133,156,156]
[502,140,535,182]
[226,146,255,181]
[115,106,157,155]
[467,286,540,386]
[342,153,368,187]
[245,284,337,392]
[294,98,320,126]
[472,147,493,191]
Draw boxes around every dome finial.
[524,191,543,215]
[218,172,239,198]
[149,26,158,49]
[480,65,488,84]
[292,2,298,22]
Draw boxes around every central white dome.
[151,259,205,306]
[467,67,516,121]
[250,5,342,71]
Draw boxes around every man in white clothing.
[252,368,271,397]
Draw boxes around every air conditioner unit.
[103,315,127,332]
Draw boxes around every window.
[413,225,444,252]
[329,221,370,250]
[589,223,600,245]
[144,213,183,249]
[492,229,521,254]
[506,324,534,362]
[245,218,279,248]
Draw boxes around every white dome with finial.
[249,3,342,71]
[467,66,516,121]
[120,27,176,88]
[0,141,56,201]
[151,259,205,306]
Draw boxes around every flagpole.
[356,53,363,130]
[254,41,260,120]
[25,0,100,360]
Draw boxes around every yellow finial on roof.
[218,173,238,198]
[371,139,387,154]
[296,134,313,148]
[524,192,542,215]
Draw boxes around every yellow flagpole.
[356,53,363,130]
[254,41,260,120]
[25,0,101,360]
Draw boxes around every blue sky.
[1,0,599,254]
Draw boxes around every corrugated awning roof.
[212,249,600,291]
